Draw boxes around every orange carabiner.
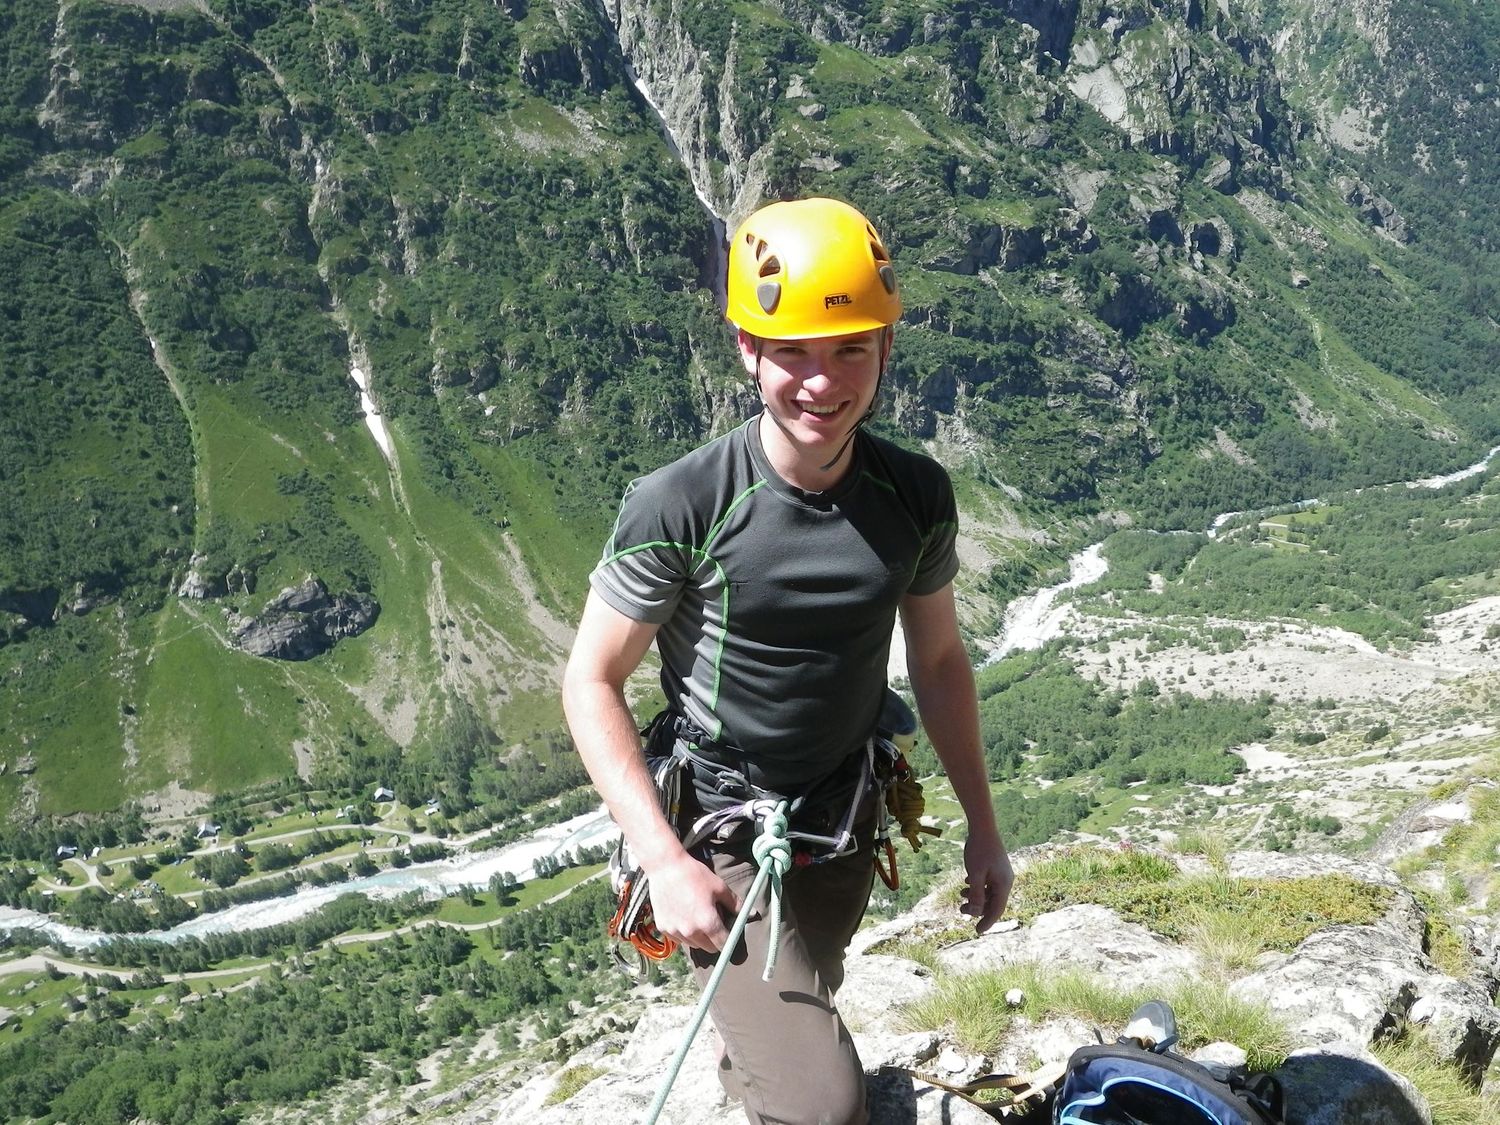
[874,837,899,891]
[608,875,678,961]
[630,928,678,961]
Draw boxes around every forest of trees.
[0,880,617,1124]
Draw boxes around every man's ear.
[880,326,894,368]
[736,328,760,376]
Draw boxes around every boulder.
[1202,155,1237,193]
[1335,175,1411,242]
[936,903,1202,991]
[65,580,112,616]
[1229,925,1428,1046]
[267,577,333,614]
[231,577,378,660]
[1370,788,1482,865]
[177,553,227,599]
[1276,1041,1431,1125]
[1408,977,1500,1083]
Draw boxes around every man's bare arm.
[900,583,1013,931]
[562,590,737,951]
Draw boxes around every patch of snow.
[350,360,394,462]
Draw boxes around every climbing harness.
[606,696,942,972]
[644,801,791,1125]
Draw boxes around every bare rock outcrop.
[230,576,378,661]
[1278,1042,1431,1125]
[503,845,1497,1124]
[1336,175,1411,242]
[936,901,1204,991]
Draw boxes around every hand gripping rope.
[614,732,944,963]
[644,801,792,1125]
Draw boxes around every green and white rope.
[644,801,792,1125]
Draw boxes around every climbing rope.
[885,770,943,852]
[644,801,792,1125]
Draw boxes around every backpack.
[1053,1038,1285,1125]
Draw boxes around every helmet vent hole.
[878,264,897,294]
[754,238,767,258]
[756,282,781,314]
[757,255,781,278]
[870,239,890,263]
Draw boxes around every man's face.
[739,328,887,464]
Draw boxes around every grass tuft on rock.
[1010,847,1391,950]
[900,962,1293,1073]
[1373,1027,1500,1125]
[545,1064,608,1106]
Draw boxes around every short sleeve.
[908,464,959,596]
[589,476,692,625]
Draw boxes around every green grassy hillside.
[1,0,1497,829]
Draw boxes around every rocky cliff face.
[605,0,775,224]
[228,576,379,661]
[595,0,1490,528]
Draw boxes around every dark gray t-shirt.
[590,418,959,791]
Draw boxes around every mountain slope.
[1,0,1498,823]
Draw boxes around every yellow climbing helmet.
[726,197,902,339]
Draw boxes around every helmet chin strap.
[751,329,892,477]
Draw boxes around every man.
[562,197,1012,1124]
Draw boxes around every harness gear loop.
[644,801,791,1125]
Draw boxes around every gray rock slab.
[937,903,1202,991]
[1408,976,1500,1082]
[838,953,937,1034]
[1229,925,1428,1046]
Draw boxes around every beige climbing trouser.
[688,811,876,1125]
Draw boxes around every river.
[981,443,1500,663]
[0,807,619,952]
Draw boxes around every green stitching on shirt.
[599,523,740,745]
[703,480,767,551]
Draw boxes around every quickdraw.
[606,746,688,973]
[607,872,676,964]
[875,749,945,890]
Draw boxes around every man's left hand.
[959,832,1013,933]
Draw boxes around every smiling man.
[563,197,1011,1124]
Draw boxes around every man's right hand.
[647,852,740,953]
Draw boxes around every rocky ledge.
[449,846,1499,1125]
[229,576,378,661]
